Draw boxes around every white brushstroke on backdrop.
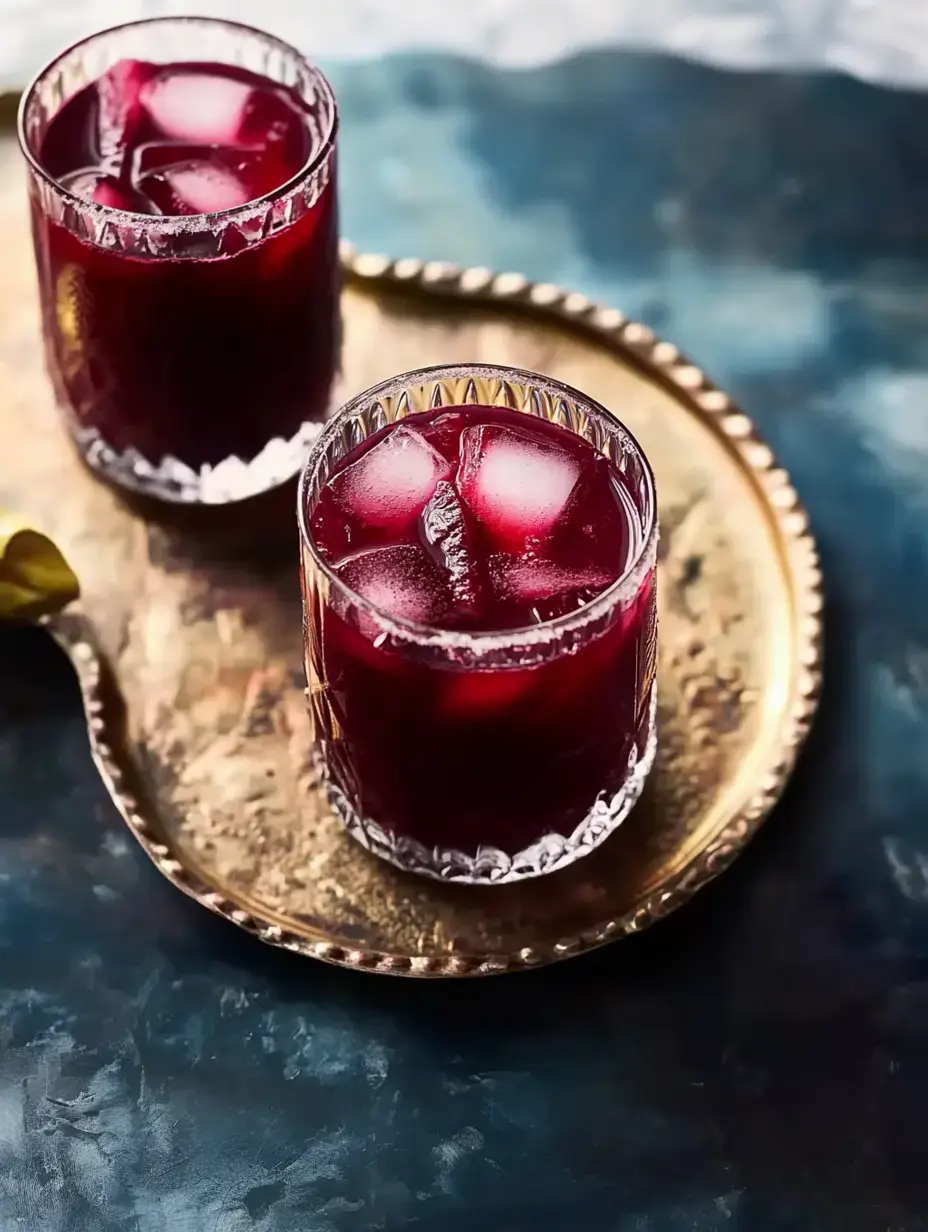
[0,0,927,89]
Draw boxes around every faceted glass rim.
[17,15,339,231]
[297,362,659,654]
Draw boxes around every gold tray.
[0,123,821,977]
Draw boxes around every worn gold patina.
[0,127,821,976]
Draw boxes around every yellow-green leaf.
[0,510,80,621]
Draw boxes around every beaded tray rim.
[45,244,823,978]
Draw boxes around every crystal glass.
[18,17,339,503]
[298,363,659,884]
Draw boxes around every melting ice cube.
[331,425,453,533]
[335,544,450,626]
[457,423,583,551]
[421,479,481,612]
[142,69,253,145]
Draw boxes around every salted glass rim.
[17,15,339,228]
[297,362,659,652]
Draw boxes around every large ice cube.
[491,555,615,624]
[141,69,253,146]
[421,479,481,613]
[494,557,615,602]
[134,142,280,204]
[331,425,453,534]
[335,544,450,626]
[457,423,584,551]
[551,457,634,577]
[138,159,252,215]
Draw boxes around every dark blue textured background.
[3,51,928,1230]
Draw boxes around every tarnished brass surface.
[0,127,821,976]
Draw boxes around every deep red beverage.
[299,365,658,884]
[19,19,339,502]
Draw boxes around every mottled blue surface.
[3,51,928,1230]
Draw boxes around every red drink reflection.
[300,368,658,884]
[20,20,338,502]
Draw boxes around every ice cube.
[421,480,481,613]
[491,555,615,623]
[136,142,283,211]
[494,557,615,602]
[60,169,154,213]
[141,69,253,146]
[417,411,465,463]
[335,544,450,626]
[551,457,634,577]
[457,423,584,551]
[331,425,453,534]
[96,59,154,174]
[138,159,253,216]
[133,142,207,177]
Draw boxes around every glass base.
[70,419,326,504]
[321,687,657,885]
